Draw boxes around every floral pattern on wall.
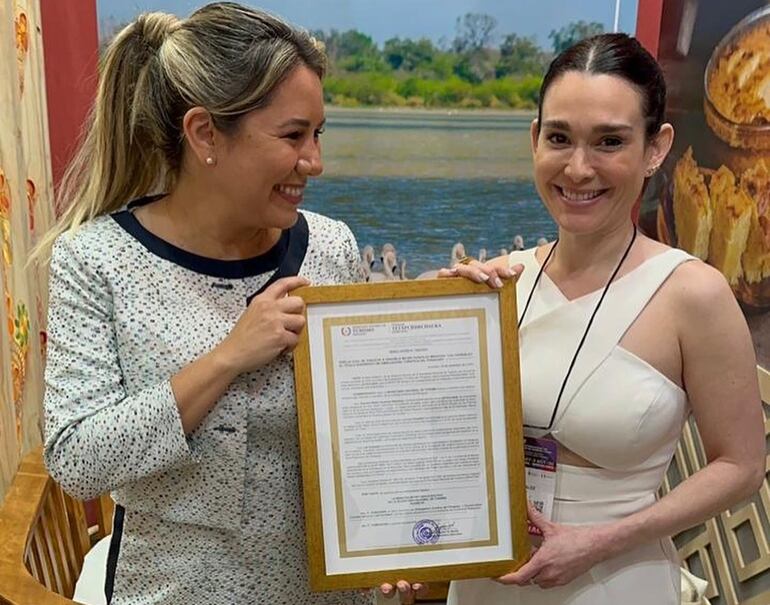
[14,7,27,94]
[0,0,56,501]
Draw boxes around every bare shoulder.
[663,258,752,354]
[667,258,737,313]
[635,236,735,311]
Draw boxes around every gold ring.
[457,256,473,265]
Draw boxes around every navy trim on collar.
[246,211,309,305]
[111,196,293,279]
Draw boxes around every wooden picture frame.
[293,277,529,591]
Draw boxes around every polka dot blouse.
[43,202,374,605]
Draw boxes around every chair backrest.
[0,448,113,605]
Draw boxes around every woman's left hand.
[496,503,613,589]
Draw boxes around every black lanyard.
[519,228,638,431]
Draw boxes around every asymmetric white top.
[517,246,692,474]
[448,246,695,605]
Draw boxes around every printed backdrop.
[643,3,770,603]
[641,0,770,370]
[0,0,55,501]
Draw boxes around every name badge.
[524,436,557,535]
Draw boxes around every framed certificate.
[293,278,529,591]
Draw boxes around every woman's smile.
[273,183,306,205]
[553,185,610,208]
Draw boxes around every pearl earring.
[205,157,215,166]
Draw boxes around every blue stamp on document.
[412,519,440,545]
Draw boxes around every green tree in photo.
[383,37,437,71]
[337,30,376,57]
[313,29,388,72]
[548,20,605,54]
[451,13,498,84]
[304,13,554,109]
[338,30,388,72]
[423,52,456,79]
[453,51,498,84]
[496,33,549,77]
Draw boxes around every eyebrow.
[541,119,633,133]
[277,117,326,129]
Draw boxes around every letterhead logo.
[341,326,352,336]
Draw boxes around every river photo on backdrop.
[305,107,556,277]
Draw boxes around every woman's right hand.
[215,276,310,375]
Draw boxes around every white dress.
[448,247,694,605]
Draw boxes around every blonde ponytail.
[32,13,180,261]
[32,2,326,262]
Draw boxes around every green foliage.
[548,20,605,54]
[338,30,378,56]
[312,28,384,72]
[383,37,437,71]
[420,52,456,79]
[325,71,542,109]
[475,76,541,108]
[312,16,615,109]
[324,73,400,105]
[453,49,498,84]
[339,53,390,73]
[496,34,549,77]
[330,94,360,108]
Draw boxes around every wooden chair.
[0,447,113,605]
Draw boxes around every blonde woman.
[37,3,389,604]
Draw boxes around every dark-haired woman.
[445,33,764,605]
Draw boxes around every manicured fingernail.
[478,272,489,281]
[494,277,503,288]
